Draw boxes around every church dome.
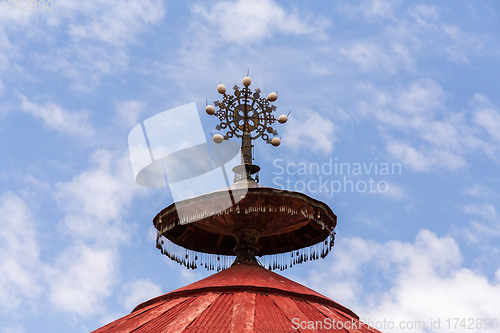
[92,262,380,333]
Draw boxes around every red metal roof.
[92,262,382,333]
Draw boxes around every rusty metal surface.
[133,262,351,316]
[184,293,232,332]
[92,263,382,333]
[154,186,336,256]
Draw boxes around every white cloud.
[460,199,500,244]
[0,194,43,312]
[341,43,390,72]
[467,220,500,243]
[401,4,484,64]
[385,141,424,170]
[0,28,17,76]
[283,109,336,155]
[54,149,139,244]
[0,4,36,27]
[357,78,444,125]
[386,140,465,172]
[1,0,165,91]
[463,203,497,222]
[47,149,144,317]
[380,182,407,201]
[339,1,486,75]
[47,245,118,316]
[342,40,417,75]
[306,230,500,333]
[407,3,440,27]
[20,96,94,138]
[121,279,162,310]
[354,213,390,233]
[465,94,500,161]
[305,236,377,305]
[395,79,445,115]
[474,105,500,142]
[156,1,330,102]
[114,100,148,128]
[440,24,482,64]
[462,184,497,199]
[165,0,330,88]
[1,0,165,48]
[0,149,143,320]
[40,46,130,91]
[147,226,157,243]
[357,80,500,172]
[192,0,329,45]
[64,0,165,47]
[0,325,25,333]
[338,0,401,20]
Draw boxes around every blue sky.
[1,0,500,332]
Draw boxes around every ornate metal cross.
[205,76,287,182]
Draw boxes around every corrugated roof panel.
[269,294,311,331]
[98,301,165,332]
[92,297,190,333]
[132,297,199,332]
[230,291,256,333]
[161,292,219,332]
[254,293,294,332]
[184,293,232,332]
[159,262,342,307]
[93,263,384,333]
[308,301,381,333]
[292,299,346,333]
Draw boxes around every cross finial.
[206,76,288,182]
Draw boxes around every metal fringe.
[156,232,335,271]
[157,204,332,236]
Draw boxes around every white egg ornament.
[277,115,288,124]
[213,134,224,144]
[206,105,215,115]
[242,76,251,87]
[217,84,226,94]
[271,138,281,147]
[267,92,278,102]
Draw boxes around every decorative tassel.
[156,234,335,271]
